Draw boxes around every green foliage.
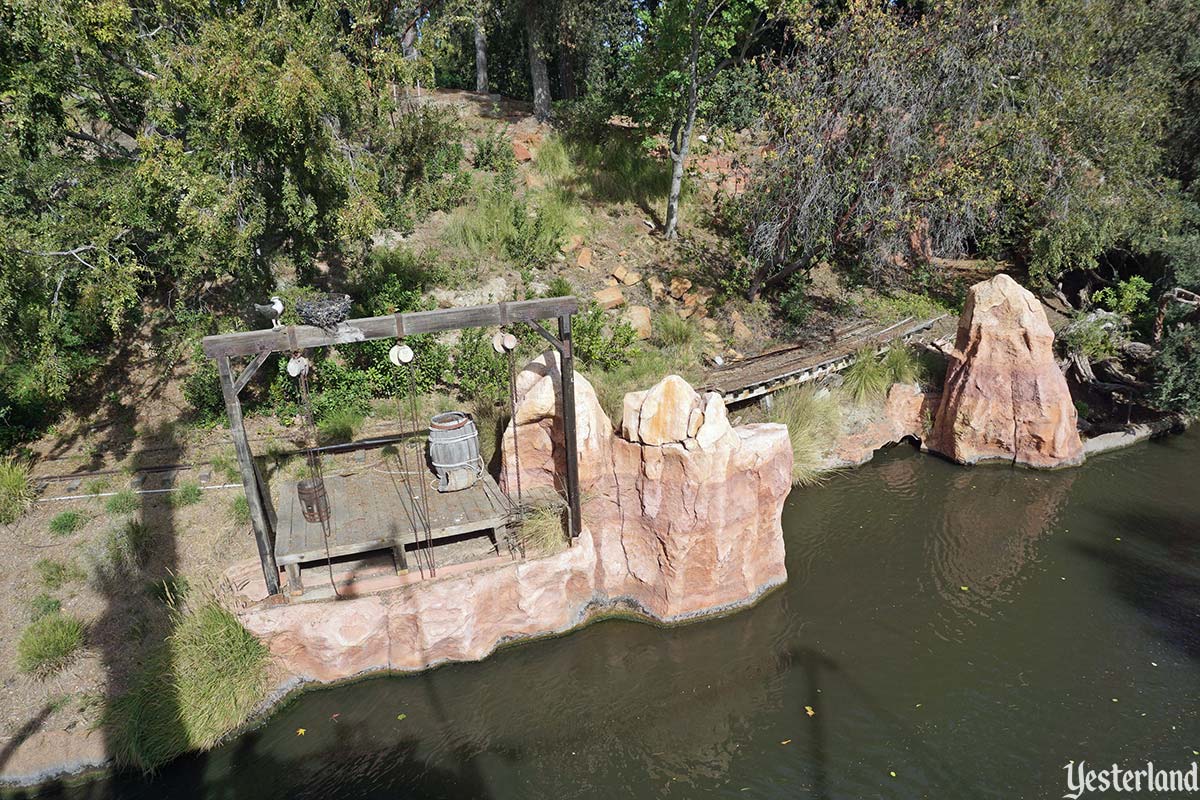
[29,593,61,622]
[171,482,203,508]
[534,136,572,182]
[861,292,953,324]
[451,328,509,402]
[572,304,639,370]
[473,127,516,173]
[0,457,36,524]
[17,612,85,677]
[35,557,84,589]
[1059,311,1127,360]
[106,489,139,515]
[1153,323,1200,414]
[764,385,841,486]
[105,603,269,772]
[842,349,891,404]
[544,276,574,298]
[653,311,700,349]
[183,347,225,424]
[1093,277,1153,318]
[882,344,919,385]
[446,183,574,273]
[318,407,364,445]
[49,510,87,537]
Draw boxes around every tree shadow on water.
[1073,507,1200,661]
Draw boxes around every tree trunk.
[557,50,577,100]
[525,1,551,120]
[474,20,489,93]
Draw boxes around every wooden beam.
[203,297,580,359]
[557,314,583,540]
[233,351,271,395]
[525,319,565,353]
[217,355,281,595]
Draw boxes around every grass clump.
[516,505,567,556]
[842,348,891,404]
[534,134,572,182]
[85,478,111,496]
[317,406,364,445]
[106,489,139,515]
[17,612,85,677]
[653,311,700,349]
[35,557,85,589]
[105,602,269,772]
[882,343,919,385]
[209,452,241,483]
[0,457,36,524]
[30,593,62,621]
[764,385,841,486]
[49,510,88,536]
[230,495,251,526]
[171,481,203,508]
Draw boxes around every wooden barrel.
[428,412,481,491]
[296,477,330,523]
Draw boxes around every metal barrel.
[428,411,481,491]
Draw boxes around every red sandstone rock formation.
[235,357,791,682]
[929,274,1084,468]
[825,383,939,468]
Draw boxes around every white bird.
[255,296,284,329]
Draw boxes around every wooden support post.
[558,315,583,540]
[217,355,281,595]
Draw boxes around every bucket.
[296,477,330,523]
[428,411,481,492]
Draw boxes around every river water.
[47,435,1200,798]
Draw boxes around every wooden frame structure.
[202,297,583,596]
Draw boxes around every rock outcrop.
[928,274,1083,468]
[237,356,792,683]
[825,383,939,468]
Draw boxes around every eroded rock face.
[825,383,939,468]
[239,358,791,683]
[928,274,1083,468]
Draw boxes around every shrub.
[317,407,364,444]
[543,275,574,298]
[49,510,87,537]
[451,328,509,402]
[572,304,639,370]
[842,348,891,404]
[473,126,516,172]
[0,457,35,524]
[17,613,85,677]
[29,593,62,621]
[861,291,952,323]
[1153,322,1200,414]
[764,385,841,486]
[1059,311,1126,361]
[516,505,567,556]
[183,345,224,424]
[106,489,140,515]
[35,557,84,589]
[1093,276,1152,318]
[172,482,203,508]
[105,603,269,772]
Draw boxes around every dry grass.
[516,504,567,556]
[0,457,35,524]
[764,384,842,486]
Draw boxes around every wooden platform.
[703,315,948,404]
[274,470,511,594]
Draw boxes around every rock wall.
[237,355,792,683]
[928,274,1084,468]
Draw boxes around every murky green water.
[35,435,1200,799]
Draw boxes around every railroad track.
[703,315,948,405]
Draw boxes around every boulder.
[623,305,652,339]
[576,247,593,269]
[623,375,703,445]
[593,286,625,309]
[669,277,692,299]
[928,274,1083,468]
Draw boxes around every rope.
[395,355,436,578]
[505,335,524,509]
[296,360,341,599]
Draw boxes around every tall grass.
[105,602,269,772]
[50,510,88,536]
[317,407,363,445]
[533,135,572,182]
[842,348,892,404]
[17,612,85,677]
[0,457,35,524]
[764,385,842,486]
[653,311,700,349]
[106,489,139,515]
[517,505,567,556]
[882,343,919,385]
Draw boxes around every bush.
[105,603,269,772]
[842,348,891,404]
[183,345,224,424]
[764,385,841,486]
[49,510,87,536]
[451,328,509,402]
[572,304,639,370]
[1093,276,1152,318]
[17,612,85,677]
[106,489,140,515]
[171,482,203,508]
[0,457,35,524]
[1059,311,1126,361]
[29,593,62,621]
[35,557,84,589]
[473,126,516,173]
[1153,322,1200,414]
[317,407,364,444]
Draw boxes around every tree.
[524,0,552,119]
[475,15,490,92]
[628,0,771,239]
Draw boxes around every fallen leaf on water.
[397,713,407,721]
[960,586,969,592]
[805,706,816,717]
[296,728,306,736]
[915,703,923,709]
[780,739,792,745]
[330,713,340,722]
[889,771,897,778]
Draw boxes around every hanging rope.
[293,354,341,599]
[505,336,524,510]
[390,342,436,578]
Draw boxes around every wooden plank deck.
[703,315,948,404]
[274,470,511,592]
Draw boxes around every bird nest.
[296,293,352,330]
